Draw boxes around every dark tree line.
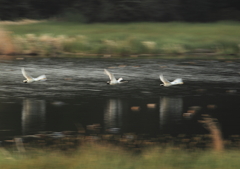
[0,0,240,22]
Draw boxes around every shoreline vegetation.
[0,20,240,58]
[1,131,240,169]
[1,143,240,169]
[1,115,240,168]
[1,145,240,169]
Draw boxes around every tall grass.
[0,144,240,169]
[1,21,240,56]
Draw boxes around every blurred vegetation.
[1,21,240,56]
[1,143,240,169]
[0,0,240,22]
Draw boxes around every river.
[0,57,240,140]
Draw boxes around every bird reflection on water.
[22,99,46,135]
[7,97,184,136]
[159,97,183,132]
[0,93,239,142]
[104,99,123,134]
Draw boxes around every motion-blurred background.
[1,0,240,22]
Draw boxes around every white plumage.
[104,69,127,85]
[160,74,183,87]
[22,68,47,83]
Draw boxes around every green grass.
[1,144,240,169]
[1,21,240,56]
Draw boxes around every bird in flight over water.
[160,74,183,87]
[21,68,47,83]
[104,69,128,85]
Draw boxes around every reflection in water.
[22,99,46,135]
[104,99,123,133]
[159,97,183,133]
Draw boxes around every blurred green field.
[1,144,240,169]
[1,21,240,56]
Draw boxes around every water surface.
[0,57,240,140]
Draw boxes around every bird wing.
[117,78,123,82]
[160,74,170,84]
[171,78,183,85]
[21,68,33,80]
[34,75,47,81]
[104,69,117,81]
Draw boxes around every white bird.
[21,68,47,83]
[104,69,127,85]
[160,74,183,87]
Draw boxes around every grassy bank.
[1,21,240,57]
[0,144,240,169]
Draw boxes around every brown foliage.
[199,114,224,151]
[0,28,15,55]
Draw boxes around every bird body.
[160,74,183,87]
[21,68,47,83]
[104,69,127,85]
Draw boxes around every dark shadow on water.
[1,94,240,140]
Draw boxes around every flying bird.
[21,68,47,83]
[160,74,183,87]
[104,69,127,85]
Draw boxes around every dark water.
[0,57,240,140]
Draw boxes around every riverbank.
[1,141,240,169]
[0,20,240,57]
